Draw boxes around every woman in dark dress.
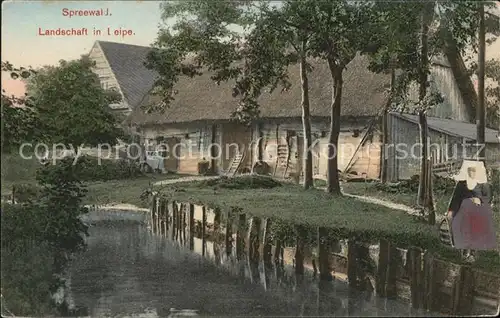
[447,162,496,260]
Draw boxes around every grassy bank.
[152,176,499,273]
[1,152,186,207]
[342,180,500,270]
[341,181,454,213]
[153,177,441,248]
[84,174,184,208]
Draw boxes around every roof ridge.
[96,40,152,50]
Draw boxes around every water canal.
[67,209,441,317]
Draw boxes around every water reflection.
[69,219,438,317]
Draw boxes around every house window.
[99,76,110,89]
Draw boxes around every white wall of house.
[88,42,130,111]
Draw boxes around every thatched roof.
[97,41,158,109]
[127,55,391,126]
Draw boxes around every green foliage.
[1,153,40,185]
[1,96,42,153]
[1,158,91,316]
[197,175,282,189]
[363,1,490,113]
[36,155,142,182]
[12,183,42,202]
[373,175,456,195]
[74,155,143,181]
[25,57,124,148]
[1,237,58,317]
[484,59,500,129]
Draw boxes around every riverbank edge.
[152,178,499,274]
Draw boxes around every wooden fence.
[149,196,500,316]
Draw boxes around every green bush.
[40,155,143,182]
[1,240,58,317]
[12,183,42,202]
[1,153,40,183]
[1,158,90,316]
[374,174,456,195]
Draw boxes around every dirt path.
[154,175,219,186]
[342,192,445,222]
[343,193,420,215]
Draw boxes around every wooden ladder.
[274,144,291,178]
[226,152,245,176]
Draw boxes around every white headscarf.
[454,160,488,189]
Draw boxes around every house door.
[163,137,180,172]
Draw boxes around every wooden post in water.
[451,265,474,315]
[201,206,207,256]
[295,225,305,275]
[262,218,273,265]
[158,199,163,237]
[408,246,423,309]
[376,239,389,297]
[165,199,169,232]
[236,213,246,259]
[189,204,195,251]
[385,241,398,299]
[177,203,182,242]
[171,201,177,240]
[457,265,474,315]
[225,210,233,257]
[251,217,261,261]
[214,207,221,235]
[163,201,169,237]
[153,197,159,234]
[150,195,156,233]
[177,203,183,244]
[182,205,187,244]
[423,252,436,311]
[246,216,254,256]
[246,216,261,261]
[317,227,332,281]
[347,239,358,288]
[274,238,282,264]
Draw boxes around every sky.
[1,0,162,96]
[1,0,500,97]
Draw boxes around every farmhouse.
[90,40,499,181]
[127,55,390,179]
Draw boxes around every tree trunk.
[300,46,314,190]
[381,68,395,183]
[326,58,342,195]
[417,112,428,206]
[417,3,434,212]
[477,4,486,163]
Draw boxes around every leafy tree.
[305,1,376,194]
[1,95,41,153]
[1,63,42,153]
[145,0,322,189]
[483,58,500,129]
[363,1,497,224]
[1,158,89,316]
[25,57,123,150]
